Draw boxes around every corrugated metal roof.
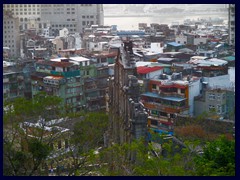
[161,96,186,102]
[167,42,183,47]
[141,92,186,102]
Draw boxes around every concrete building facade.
[3,68,25,100]
[3,11,20,58]
[3,4,41,31]
[3,4,104,35]
[40,4,104,34]
[194,88,235,120]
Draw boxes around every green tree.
[97,137,197,176]
[3,92,63,176]
[64,112,108,176]
[194,135,235,176]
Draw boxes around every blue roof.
[141,92,186,102]
[167,42,183,47]
[161,96,186,102]
[223,56,235,61]
[142,92,160,98]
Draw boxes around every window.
[152,84,157,89]
[151,120,158,126]
[217,105,221,114]
[222,94,225,99]
[151,110,158,116]
[209,93,215,100]
[82,21,86,26]
[222,104,225,113]
[209,105,215,112]
[181,89,185,94]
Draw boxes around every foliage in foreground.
[194,135,235,176]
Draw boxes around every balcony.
[159,92,185,98]
[50,70,80,78]
[44,83,59,88]
[148,115,169,122]
[85,86,99,92]
[143,101,189,113]
[87,96,102,101]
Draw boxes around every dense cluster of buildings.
[3,4,235,145]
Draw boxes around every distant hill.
[103,4,227,15]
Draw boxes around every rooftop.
[137,66,163,74]
[167,42,183,47]
[142,92,186,102]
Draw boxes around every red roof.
[137,66,163,74]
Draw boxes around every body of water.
[104,13,228,30]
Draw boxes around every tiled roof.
[137,66,163,74]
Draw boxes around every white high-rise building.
[3,4,104,34]
[3,11,20,58]
[40,4,104,34]
[3,4,42,31]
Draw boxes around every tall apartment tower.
[3,4,104,34]
[40,4,104,34]
[3,11,20,58]
[3,4,42,31]
[228,4,235,46]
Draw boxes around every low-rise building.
[3,68,25,100]
[31,60,83,113]
[194,88,235,120]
